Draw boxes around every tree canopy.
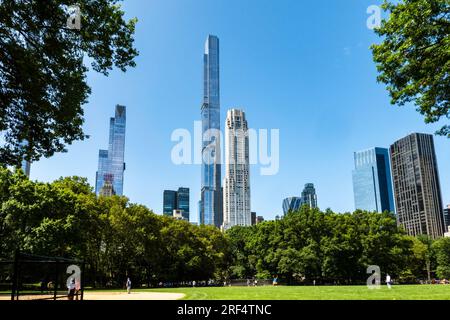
[371,0,450,137]
[1,167,449,287]
[0,0,138,166]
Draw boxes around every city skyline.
[27,1,450,222]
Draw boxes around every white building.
[445,226,450,238]
[223,109,251,230]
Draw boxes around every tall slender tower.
[200,35,222,227]
[223,109,251,230]
[390,133,444,239]
[95,105,126,196]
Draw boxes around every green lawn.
[133,285,450,300]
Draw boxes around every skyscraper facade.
[282,197,302,215]
[177,187,190,221]
[163,190,177,216]
[301,183,318,208]
[443,205,450,230]
[390,133,445,239]
[352,147,395,213]
[95,105,126,196]
[200,35,222,228]
[164,188,190,221]
[223,109,251,230]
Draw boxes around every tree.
[371,0,450,137]
[0,0,138,166]
[432,237,450,279]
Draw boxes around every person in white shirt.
[67,279,76,300]
[386,274,392,289]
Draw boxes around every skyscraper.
[163,190,177,216]
[164,188,190,221]
[223,109,251,230]
[19,140,30,178]
[200,35,222,228]
[443,205,450,230]
[282,197,302,215]
[352,147,395,213]
[21,159,30,178]
[390,133,445,239]
[177,187,190,221]
[95,105,126,196]
[301,183,318,208]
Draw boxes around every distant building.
[163,190,177,216]
[301,183,318,208]
[99,174,116,197]
[95,105,126,196]
[282,197,302,215]
[164,188,190,221]
[251,212,257,226]
[173,209,188,221]
[19,140,31,178]
[256,216,265,224]
[390,133,445,239]
[177,187,190,221]
[21,159,30,178]
[444,205,450,229]
[352,147,395,213]
[445,226,450,238]
[223,109,251,230]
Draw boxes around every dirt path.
[84,292,185,300]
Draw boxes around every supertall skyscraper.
[199,35,222,227]
[95,105,126,196]
[223,109,251,230]
[390,133,445,239]
[352,147,395,213]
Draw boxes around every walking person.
[126,277,132,294]
[67,278,76,300]
[386,274,392,289]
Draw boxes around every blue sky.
[31,0,450,222]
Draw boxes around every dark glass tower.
[95,105,126,196]
[200,35,222,227]
[163,190,177,217]
[390,133,445,239]
[352,147,395,213]
[177,187,190,221]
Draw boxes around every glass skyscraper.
[282,197,302,215]
[177,187,190,221]
[95,105,126,196]
[352,147,395,213]
[200,35,222,228]
[390,133,445,239]
[163,188,190,221]
[163,190,177,216]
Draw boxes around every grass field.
[135,285,450,300]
